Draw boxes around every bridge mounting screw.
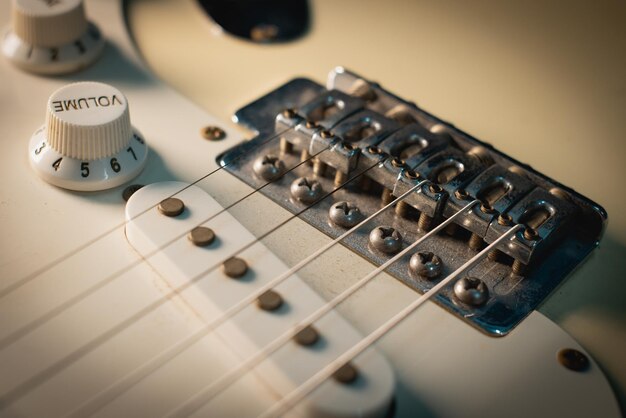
[201,125,226,141]
[454,277,489,306]
[409,251,443,279]
[329,201,362,228]
[290,177,323,203]
[253,155,285,181]
[369,226,403,254]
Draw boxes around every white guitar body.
[0,1,621,417]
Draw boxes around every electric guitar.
[0,0,624,417]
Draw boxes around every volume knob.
[2,0,105,74]
[29,82,148,191]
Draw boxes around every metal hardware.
[409,251,442,279]
[201,125,226,141]
[454,277,489,306]
[220,68,607,335]
[253,155,285,181]
[369,226,403,254]
[290,177,323,203]
[122,184,143,201]
[157,198,184,217]
[557,348,590,372]
[329,201,362,228]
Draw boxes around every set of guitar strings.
[0,120,522,417]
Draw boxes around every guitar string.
[0,157,381,407]
[257,224,523,418]
[0,126,291,300]
[66,181,428,418]
[0,141,330,351]
[164,199,480,418]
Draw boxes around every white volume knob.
[2,0,105,74]
[29,82,148,191]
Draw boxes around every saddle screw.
[253,155,285,181]
[409,251,443,279]
[320,130,333,139]
[498,213,513,226]
[523,227,539,241]
[391,157,405,168]
[290,177,323,203]
[369,226,403,254]
[480,203,496,214]
[455,189,469,200]
[404,169,420,180]
[282,108,297,119]
[454,277,489,306]
[429,184,443,194]
[329,201,362,228]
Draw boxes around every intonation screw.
[369,226,403,254]
[313,158,327,177]
[305,120,318,129]
[290,177,323,203]
[381,188,394,205]
[253,155,285,181]
[512,259,527,276]
[468,233,484,251]
[417,213,433,232]
[409,251,443,279]
[201,125,226,141]
[454,277,489,306]
[329,201,362,228]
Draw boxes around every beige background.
[127,0,626,409]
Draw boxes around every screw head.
[391,157,405,168]
[454,277,489,306]
[329,201,362,228]
[253,155,285,181]
[498,213,513,226]
[557,348,590,372]
[320,130,333,139]
[122,184,143,201]
[305,120,318,129]
[429,184,443,194]
[201,125,226,141]
[523,227,540,241]
[367,146,381,154]
[480,203,496,214]
[282,108,297,119]
[290,177,323,203]
[404,169,419,180]
[369,226,403,254]
[454,189,469,200]
[409,251,443,279]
